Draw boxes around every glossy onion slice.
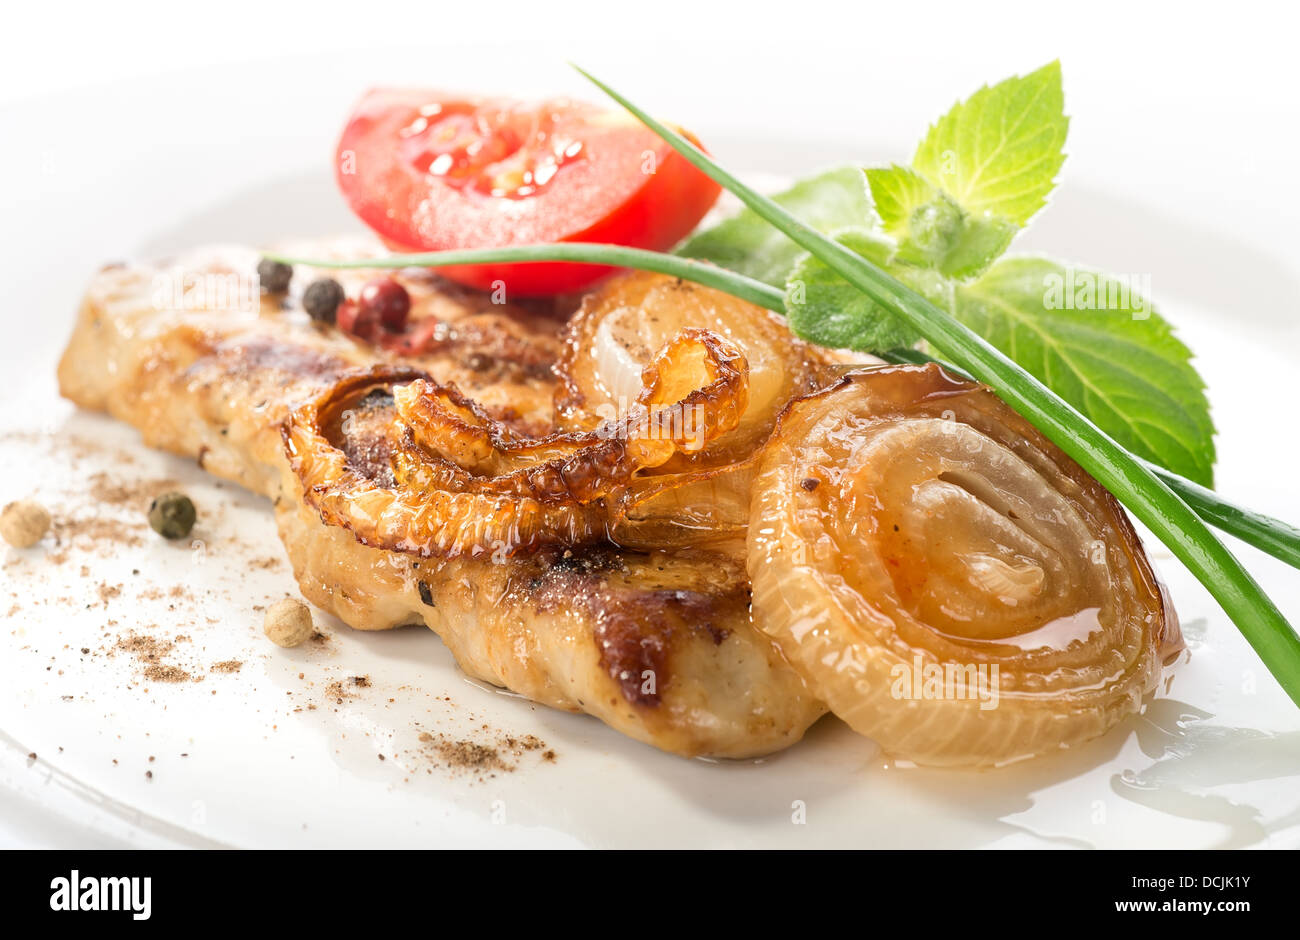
[556,271,831,546]
[748,363,1183,767]
[394,327,748,502]
[284,368,605,557]
[555,271,830,464]
[606,458,758,550]
[283,329,749,558]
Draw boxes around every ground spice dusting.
[39,462,184,563]
[49,517,144,562]
[414,727,556,777]
[422,734,509,772]
[111,631,201,683]
[143,664,193,683]
[6,435,290,694]
[324,680,352,704]
[113,632,174,664]
[88,471,180,509]
[6,431,560,788]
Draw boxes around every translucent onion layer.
[556,271,831,544]
[747,363,1183,767]
[555,271,830,465]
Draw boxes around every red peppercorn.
[359,277,411,331]
[336,299,381,338]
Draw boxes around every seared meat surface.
[58,241,825,758]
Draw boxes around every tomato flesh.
[336,90,721,295]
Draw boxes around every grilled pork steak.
[57,241,825,758]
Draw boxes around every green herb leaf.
[866,164,1016,279]
[865,164,935,233]
[784,229,926,352]
[677,166,873,287]
[954,256,1216,486]
[912,61,1068,228]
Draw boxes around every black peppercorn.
[302,278,345,324]
[148,492,196,540]
[256,257,293,293]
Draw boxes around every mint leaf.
[954,257,1215,486]
[677,166,874,287]
[867,164,1016,279]
[784,229,927,352]
[912,61,1068,228]
[865,164,935,232]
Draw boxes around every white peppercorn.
[263,597,315,648]
[0,500,50,548]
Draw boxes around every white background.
[1,1,1298,849]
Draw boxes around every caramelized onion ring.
[748,363,1182,766]
[555,271,830,468]
[283,330,751,558]
[283,368,607,558]
[394,328,748,504]
[552,271,831,543]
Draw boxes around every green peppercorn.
[148,492,196,540]
[256,258,293,294]
[302,278,345,324]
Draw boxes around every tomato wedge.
[335,89,722,296]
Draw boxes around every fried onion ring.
[283,329,750,558]
[393,328,748,503]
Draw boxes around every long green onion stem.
[572,65,1300,706]
[267,244,1300,572]
[267,244,782,312]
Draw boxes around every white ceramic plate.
[3,66,1299,849]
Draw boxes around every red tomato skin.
[336,89,721,296]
